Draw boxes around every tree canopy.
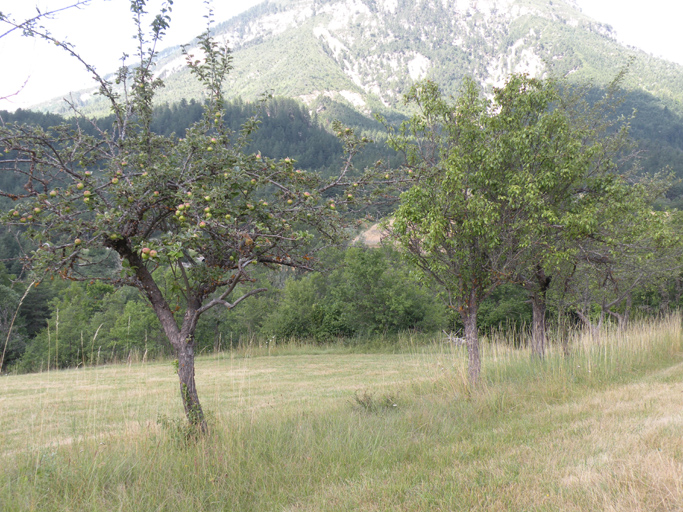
[387,75,677,383]
[0,2,377,429]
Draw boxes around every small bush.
[351,389,400,413]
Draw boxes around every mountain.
[27,0,683,204]
[35,0,683,117]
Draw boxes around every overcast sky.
[0,0,263,110]
[1,0,682,111]
[576,0,683,64]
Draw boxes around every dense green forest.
[1,91,682,372]
[2,237,677,372]
[0,96,398,371]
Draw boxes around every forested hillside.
[36,0,683,119]
[28,0,683,200]
[2,0,683,375]
[0,96,398,370]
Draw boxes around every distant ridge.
[31,0,683,124]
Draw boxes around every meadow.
[1,316,683,511]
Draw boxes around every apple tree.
[387,78,535,384]
[0,2,373,429]
[386,75,672,383]
[483,74,675,356]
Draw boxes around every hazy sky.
[575,0,683,65]
[1,0,682,111]
[0,0,263,110]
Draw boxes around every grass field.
[2,316,683,511]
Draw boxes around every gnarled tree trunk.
[607,294,632,330]
[575,308,604,342]
[176,335,206,431]
[121,245,207,430]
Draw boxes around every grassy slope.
[2,317,683,511]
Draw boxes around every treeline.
[1,96,394,181]
[2,242,678,372]
[0,96,396,372]
[4,88,683,197]
[2,90,683,372]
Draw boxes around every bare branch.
[0,1,91,40]
[198,288,268,315]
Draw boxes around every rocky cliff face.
[204,0,615,111]
[37,0,683,122]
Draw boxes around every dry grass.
[1,315,683,511]
[0,350,445,457]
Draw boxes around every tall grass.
[1,314,682,511]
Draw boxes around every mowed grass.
[2,315,683,511]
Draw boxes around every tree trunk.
[576,309,603,342]
[530,294,546,358]
[607,294,631,330]
[660,284,670,313]
[177,335,207,432]
[121,247,208,431]
[530,266,551,358]
[461,291,480,386]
